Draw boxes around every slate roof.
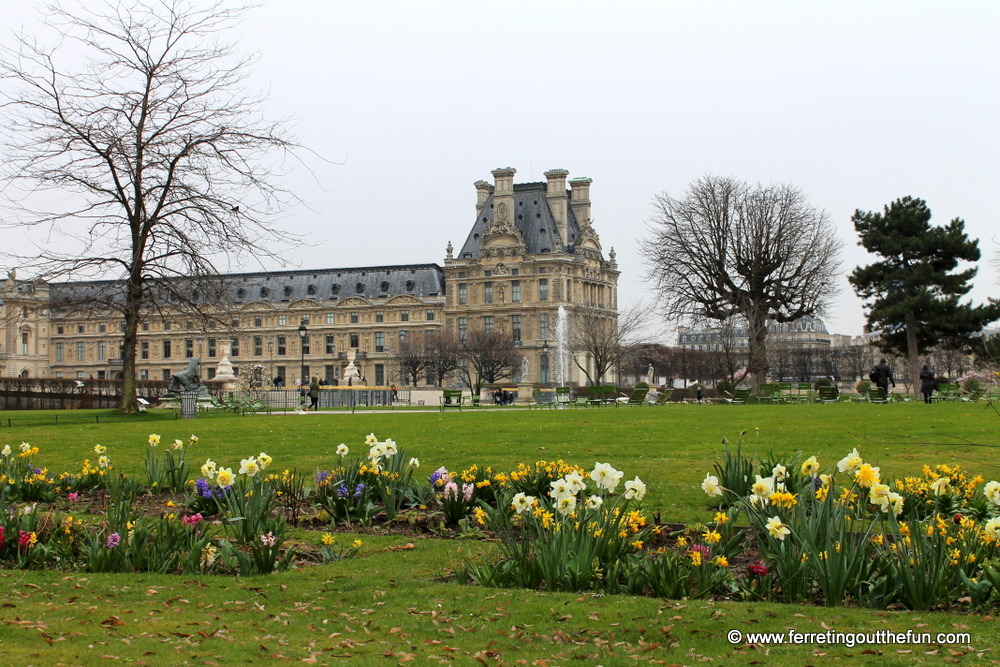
[457,182,582,259]
[48,264,445,310]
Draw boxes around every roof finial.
[446,241,453,259]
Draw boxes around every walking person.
[873,358,895,394]
[308,377,320,410]
[919,364,936,404]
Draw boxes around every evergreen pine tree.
[849,196,1000,395]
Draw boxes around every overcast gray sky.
[4,1,998,341]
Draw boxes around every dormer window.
[355,282,365,294]
[307,284,316,295]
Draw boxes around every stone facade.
[0,168,619,387]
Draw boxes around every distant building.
[677,315,835,352]
[0,168,619,386]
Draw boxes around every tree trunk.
[905,310,920,400]
[746,308,769,393]
[119,278,142,413]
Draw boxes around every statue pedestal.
[516,383,535,405]
[158,386,216,410]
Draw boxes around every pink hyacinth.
[462,483,474,502]
[691,544,711,557]
[182,513,203,526]
[106,532,121,548]
[443,481,459,500]
[68,492,79,502]
[260,532,276,546]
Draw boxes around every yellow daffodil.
[765,516,790,541]
[800,456,820,477]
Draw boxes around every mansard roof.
[457,181,581,259]
[48,264,445,311]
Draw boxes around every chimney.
[569,177,592,231]
[474,180,491,216]
[544,169,569,248]
[490,168,516,228]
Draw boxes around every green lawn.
[0,402,998,665]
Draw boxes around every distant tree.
[395,336,429,387]
[971,332,1000,371]
[459,327,520,396]
[0,1,301,411]
[642,176,842,390]
[849,197,1000,397]
[426,330,461,387]
[569,304,645,386]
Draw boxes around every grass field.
[0,402,998,665]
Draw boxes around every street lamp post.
[267,338,274,385]
[298,322,307,385]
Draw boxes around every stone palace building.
[0,168,620,387]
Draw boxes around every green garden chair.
[817,386,840,403]
[868,387,889,404]
[622,387,649,407]
[648,388,675,406]
[723,388,752,404]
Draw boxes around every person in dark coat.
[308,377,320,410]
[874,359,895,394]
[919,364,936,404]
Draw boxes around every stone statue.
[646,363,654,386]
[168,357,204,393]
[521,356,530,382]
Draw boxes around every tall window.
[208,339,216,357]
[374,332,384,352]
[77,342,85,361]
[512,315,521,343]
[350,312,359,324]
[162,340,171,358]
[458,317,467,340]
[302,314,310,325]
[140,369,149,380]
[512,280,520,303]
[254,316,262,327]
[279,314,287,326]
[185,339,194,358]
[163,320,171,331]
[375,311,384,323]
[326,313,335,324]
[540,354,550,383]
[55,342,64,362]
[230,338,240,356]
[538,278,548,302]
[254,336,263,356]
[326,335,335,354]
[484,316,493,332]
[302,336,310,355]
[539,313,549,340]
[141,341,149,359]
[99,322,106,333]
[374,364,384,386]
[458,284,467,305]
[349,333,359,348]
[400,310,409,322]
[97,341,106,361]
[484,282,493,304]
[277,336,286,355]
[426,310,435,321]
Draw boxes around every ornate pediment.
[338,297,372,307]
[288,298,321,309]
[240,301,275,312]
[384,294,422,305]
[576,218,602,251]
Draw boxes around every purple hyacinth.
[196,478,213,499]
[354,483,365,499]
[106,532,121,548]
[316,470,332,485]
[336,482,349,499]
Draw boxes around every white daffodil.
[257,452,272,470]
[148,434,160,447]
[409,457,420,468]
[590,462,623,492]
[511,493,535,514]
[336,444,349,457]
[701,474,723,498]
[564,471,587,495]
[556,495,577,515]
[0,445,10,457]
[549,478,573,500]
[98,455,110,468]
[189,435,199,445]
[201,459,218,480]
[800,456,820,477]
[623,477,647,501]
[172,439,184,450]
[772,464,787,483]
[930,477,950,497]
[765,516,790,540]
[887,492,904,516]
[984,480,1000,506]
[985,517,1000,540]
[382,439,398,456]
[365,433,378,446]
[20,442,32,453]
[751,475,775,500]
[837,448,863,474]
[94,444,107,455]
[239,457,260,477]
[586,495,603,510]
[216,467,235,488]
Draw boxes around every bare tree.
[0,1,302,411]
[426,329,461,388]
[569,304,646,386]
[459,327,520,396]
[642,176,842,390]
[395,336,429,387]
